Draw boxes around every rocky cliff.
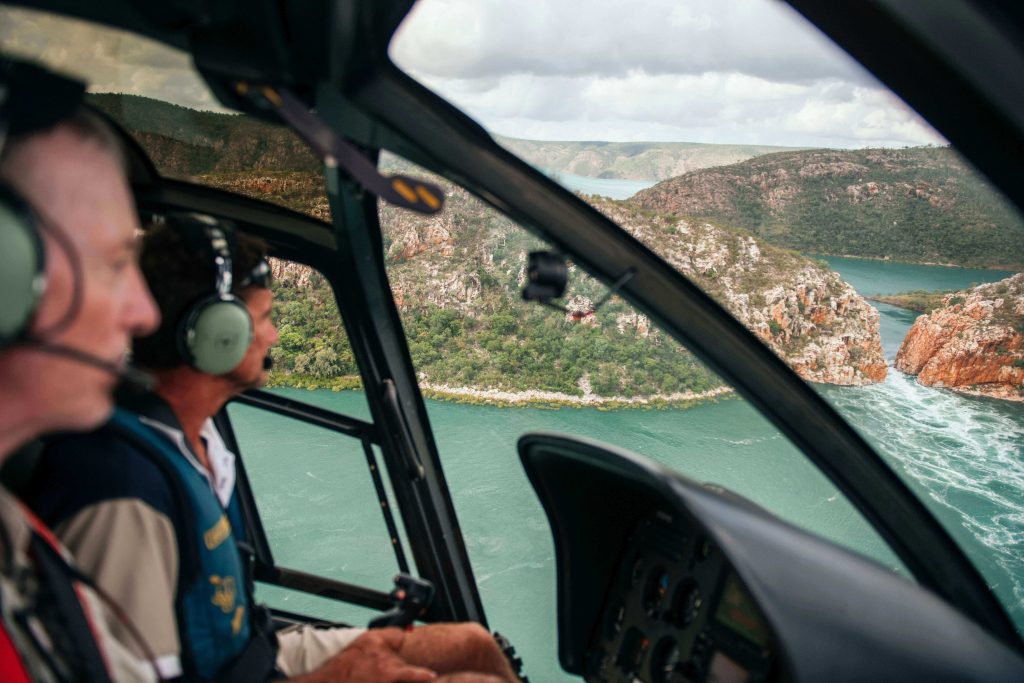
[895,274,1024,401]
[381,183,887,388]
[591,199,887,385]
[203,167,887,390]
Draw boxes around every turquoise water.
[819,258,1024,648]
[819,255,1015,296]
[231,258,1024,681]
[544,169,657,200]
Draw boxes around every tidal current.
[230,256,1022,682]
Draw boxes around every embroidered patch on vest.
[209,575,237,614]
[203,514,231,550]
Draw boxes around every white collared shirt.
[138,416,237,507]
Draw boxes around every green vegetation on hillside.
[267,268,361,390]
[632,147,1024,269]
[869,290,955,313]
[96,93,885,402]
[88,93,319,177]
[194,168,722,401]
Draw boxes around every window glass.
[269,265,363,392]
[391,0,1024,641]
[380,155,906,682]
[227,401,409,620]
[0,6,325,219]
[226,259,394,619]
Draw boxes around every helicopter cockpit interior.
[2,1,1023,681]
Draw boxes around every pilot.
[0,58,161,680]
[27,218,520,683]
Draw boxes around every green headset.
[0,184,46,348]
[0,57,85,349]
[173,213,255,375]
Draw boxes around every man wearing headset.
[28,219,519,683]
[0,59,161,681]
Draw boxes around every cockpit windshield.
[0,6,325,219]
[390,0,1024,646]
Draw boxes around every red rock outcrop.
[895,273,1024,401]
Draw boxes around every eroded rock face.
[595,200,887,386]
[382,184,886,387]
[271,259,314,288]
[895,273,1024,400]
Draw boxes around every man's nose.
[127,264,160,336]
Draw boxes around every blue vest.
[106,409,251,681]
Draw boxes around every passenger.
[29,219,519,683]
[0,59,161,681]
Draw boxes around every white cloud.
[392,0,947,148]
[392,0,865,83]
[1,1,946,149]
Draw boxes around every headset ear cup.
[180,297,254,375]
[0,185,46,346]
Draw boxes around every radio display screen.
[714,572,771,648]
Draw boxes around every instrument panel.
[586,515,774,683]
[520,433,1024,683]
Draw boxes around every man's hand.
[291,628,436,683]
[399,623,519,682]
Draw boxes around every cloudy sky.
[391,0,946,148]
[0,6,223,111]
[1,0,945,149]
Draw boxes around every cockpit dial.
[643,566,671,618]
[649,637,682,683]
[672,579,702,629]
[586,516,773,683]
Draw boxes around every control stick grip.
[368,573,435,629]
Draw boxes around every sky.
[0,0,946,149]
[390,0,947,148]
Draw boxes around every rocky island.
[382,187,887,397]
[895,274,1024,401]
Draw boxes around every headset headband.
[208,226,234,299]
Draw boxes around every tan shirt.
[53,418,362,678]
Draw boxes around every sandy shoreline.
[268,372,735,408]
[418,382,734,408]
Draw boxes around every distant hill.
[88,93,319,176]
[631,147,1024,269]
[89,94,798,183]
[496,136,800,181]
